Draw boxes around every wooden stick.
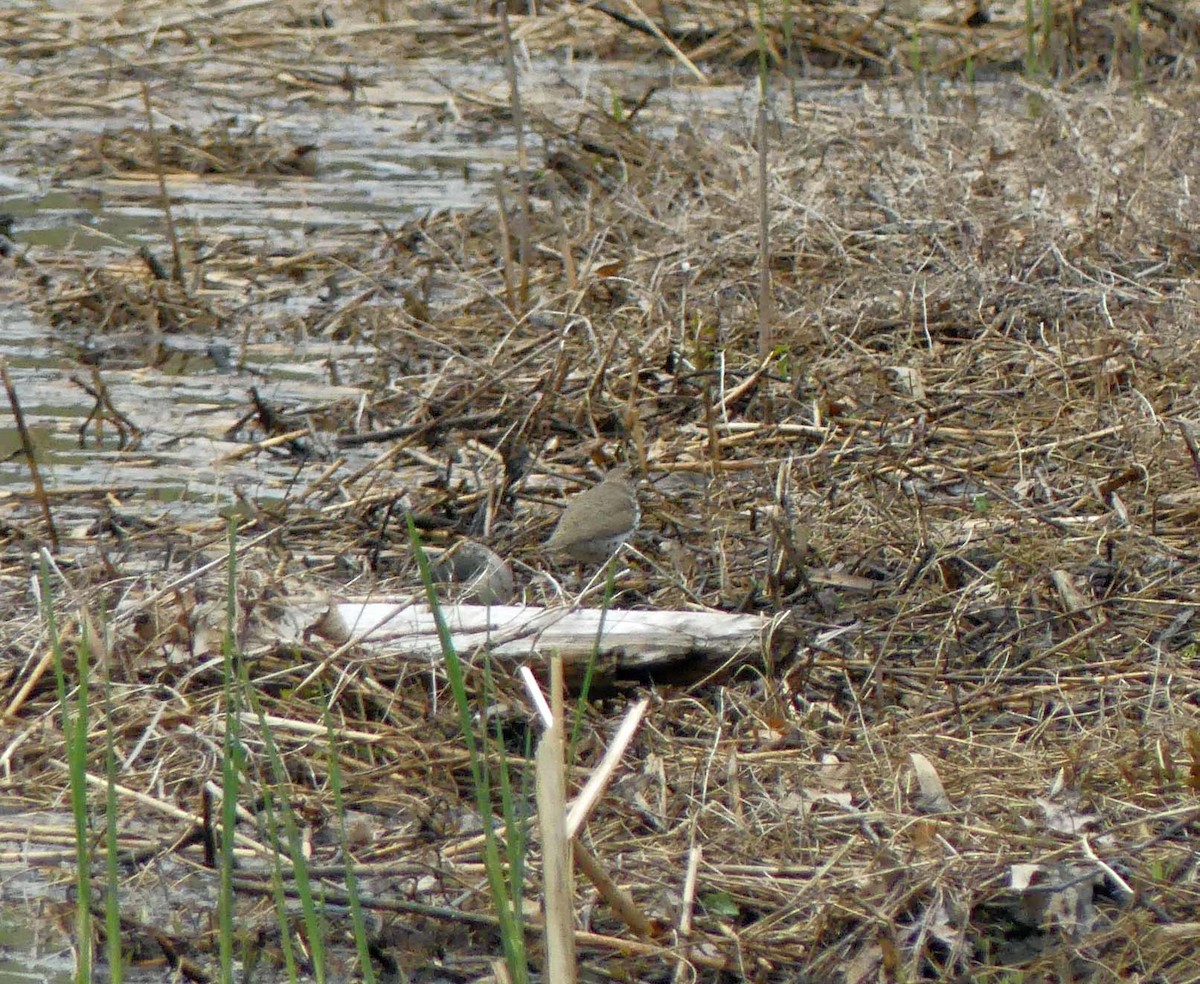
[0,358,58,552]
[139,81,186,288]
[497,2,531,310]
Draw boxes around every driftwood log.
[315,602,785,691]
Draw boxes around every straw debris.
[1,2,1199,981]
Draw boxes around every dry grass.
[2,1,1200,982]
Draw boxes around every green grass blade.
[569,560,616,757]
[218,521,243,984]
[407,517,528,983]
[102,658,124,984]
[255,785,301,983]
[245,675,328,984]
[323,702,377,984]
[42,557,93,984]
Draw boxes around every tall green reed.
[407,516,529,984]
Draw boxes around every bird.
[545,464,639,565]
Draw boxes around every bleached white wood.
[326,601,768,662]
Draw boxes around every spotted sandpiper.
[545,464,639,565]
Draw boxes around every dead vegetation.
[2,1,1200,982]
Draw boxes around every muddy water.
[0,64,517,521]
[0,53,701,514]
[0,74,772,535]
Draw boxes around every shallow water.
[0,44,727,519]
